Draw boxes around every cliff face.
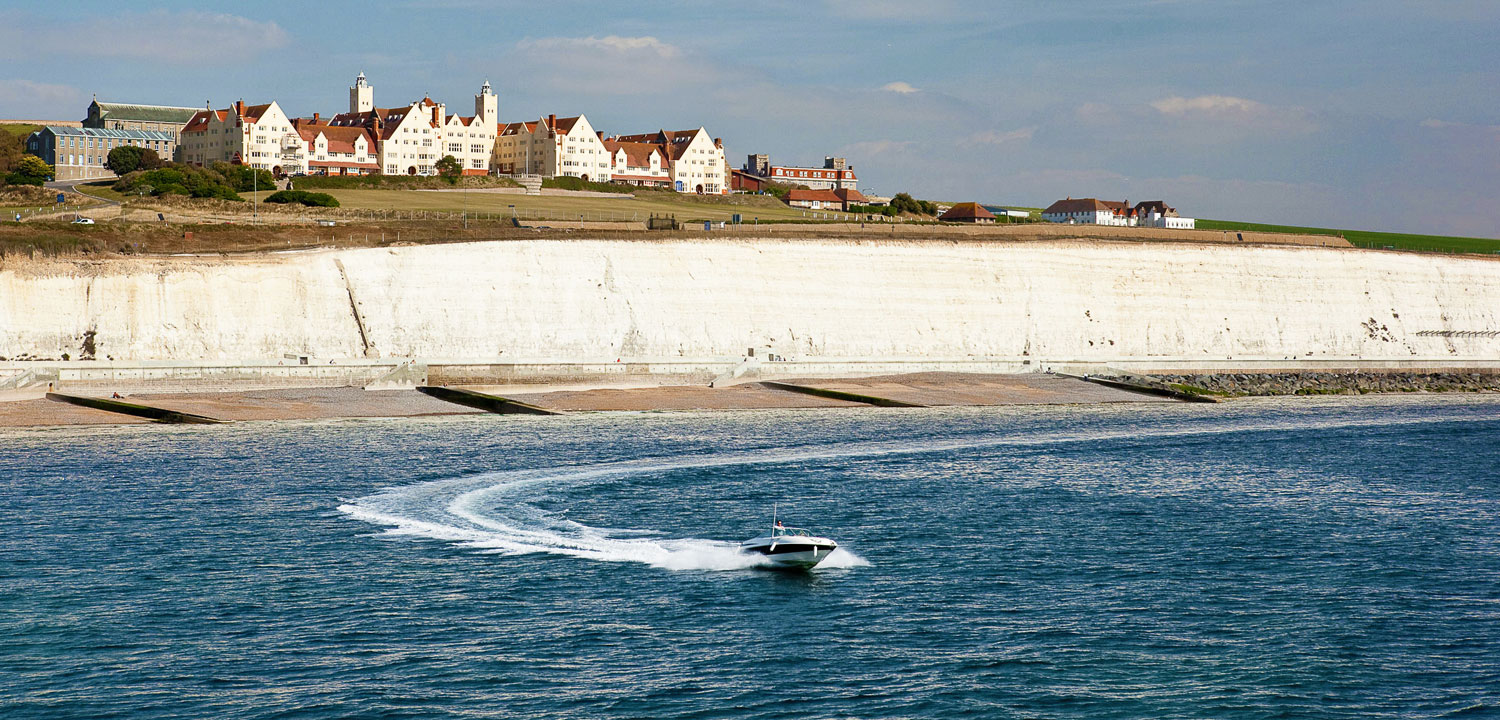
[2,238,1498,363]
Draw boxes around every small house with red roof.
[938,202,997,224]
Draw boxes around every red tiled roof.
[309,160,379,169]
[499,121,537,136]
[939,202,996,221]
[603,139,662,168]
[1042,198,1113,214]
[180,109,227,134]
[787,189,844,203]
[237,103,274,123]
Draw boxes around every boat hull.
[741,541,838,569]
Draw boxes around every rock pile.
[1153,372,1500,396]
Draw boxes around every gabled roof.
[499,120,537,136]
[296,122,376,153]
[1042,198,1112,214]
[603,139,662,168]
[180,109,228,134]
[90,101,201,124]
[939,202,996,220]
[239,103,275,122]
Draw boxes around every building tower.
[350,72,373,114]
[475,80,498,127]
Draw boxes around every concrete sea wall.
[2,238,1498,369]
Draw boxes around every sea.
[2,396,1498,719]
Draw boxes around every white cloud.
[0,10,288,65]
[504,36,713,98]
[518,35,680,59]
[0,79,85,119]
[1148,94,1315,134]
[881,81,920,94]
[1151,94,1268,116]
[1420,117,1500,133]
[971,127,1035,145]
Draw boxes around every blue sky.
[2,1,1497,236]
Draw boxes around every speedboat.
[740,513,838,569]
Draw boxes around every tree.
[434,154,461,184]
[107,146,163,175]
[107,146,143,175]
[5,155,53,186]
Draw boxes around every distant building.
[730,168,770,193]
[26,126,177,181]
[743,154,857,191]
[613,128,727,194]
[178,100,300,173]
[292,115,379,176]
[602,138,671,188]
[492,114,611,180]
[939,202,997,224]
[1040,197,1194,229]
[786,187,866,211]
[327,75,498,176]
[82,100,200,144]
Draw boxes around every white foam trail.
[338,407,1484,572]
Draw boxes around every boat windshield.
[772,526,812,537]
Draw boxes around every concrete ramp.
[417,386,562,415]
[46,392,225,424]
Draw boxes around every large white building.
[492,117,727,194]
[492,114,612,180]
[612,128,727,194]
[1041,198,1195,229]
[325,74,498,176]
[179,100,301,173]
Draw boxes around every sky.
[2,0,1497,236]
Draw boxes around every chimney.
[432,105,441,125]
[714,137,722,149]
[313,112,320,123]
[235,99,245,116]
[548,113,556,129]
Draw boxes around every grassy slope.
[317,188,834,223]
[1197,219,1500,254]
[0,123,42,139]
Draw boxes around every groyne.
[1,238,1497,384]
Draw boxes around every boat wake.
[338,452,874,572]
[338,407,1479,572]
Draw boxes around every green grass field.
[1197,219,1500,255]
[316,188,842,223]
[0,123,42,139]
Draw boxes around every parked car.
[70,217,94,225]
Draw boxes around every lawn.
[316,188,840,223]
[1197,219,1500,255]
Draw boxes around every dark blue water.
[3,397,1498,719]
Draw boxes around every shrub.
[6,155,52,186]
[541,176,633,193]
[890,192,937,216]
[113,163,244,202]
[106,146,163,175]
[434,155,462,184]
[262,190,340,207]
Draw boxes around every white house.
[179,100,301,173]
[491,113,612,180]
[613,127,727,194]
[325,74,497,176]
[1041,198,1195,228]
